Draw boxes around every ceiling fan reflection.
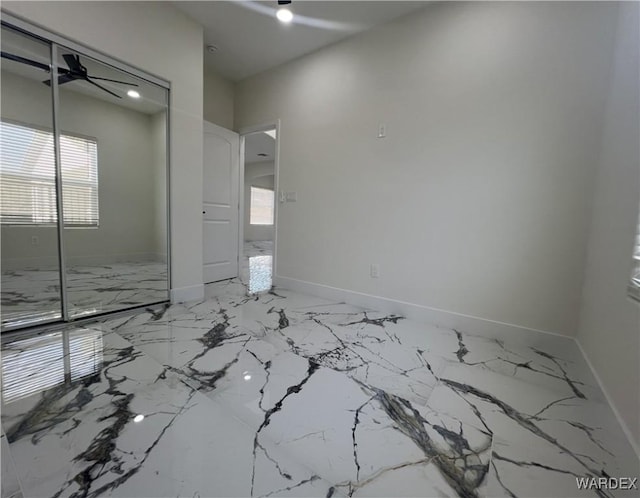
[1,51,138,99]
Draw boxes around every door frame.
[238,120,281,282]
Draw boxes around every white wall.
[235,2,618,336]
[3,1,205,299]
[204,66,234,130]
[244,161,275,242]
[1,70,163,268]
[577,2,640,452]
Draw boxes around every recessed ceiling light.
[276,8,293,23]
[133,414,145,423]
[127,89,140,99]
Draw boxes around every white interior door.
[203,121,239,283]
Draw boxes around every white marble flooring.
[1,262,169,329]
[1,276,638,498]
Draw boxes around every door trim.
[238,120,281,282]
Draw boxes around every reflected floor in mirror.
[1,276,637,498]
[241,240,273,294]
[1,261,168,329]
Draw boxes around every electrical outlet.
[31,236,39,246]
[370,263,380,278]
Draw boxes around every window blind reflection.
[0,120,99,227]
[1,328,103,404]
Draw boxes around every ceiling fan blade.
[1,51,50,72]
[42,72,78,87]
[85,77,121,99]
[89,76,139,86]
[62,53,83,72]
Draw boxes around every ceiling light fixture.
[127,89,140,99]
[238,1,354,31]
[276,8,293,23]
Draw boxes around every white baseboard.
[170,284,204,303]
[1,256,59,270]
[274,276,573,346]
[153,253,168,264]
[2,252,163,270]
[66,252,160,266]
[575,338,640,462]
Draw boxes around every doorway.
[240,126,278,294]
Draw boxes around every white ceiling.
[174,1,429,81]
[245,130,276,164]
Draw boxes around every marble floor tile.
[1,327,334,498]
[210,352,492,498]
[1,433,22,498]
[486,436,639,498]
[1,278,638,498]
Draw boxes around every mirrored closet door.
[1,26,61,328]
[0,20,170,331]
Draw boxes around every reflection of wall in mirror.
[151,110,167,262]
[0,70,167,269]
[244,161,275,242]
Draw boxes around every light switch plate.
[370,264,380,278]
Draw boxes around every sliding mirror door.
[1,18,170,332]
[0,26,63,329]
[54,48,169,319]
